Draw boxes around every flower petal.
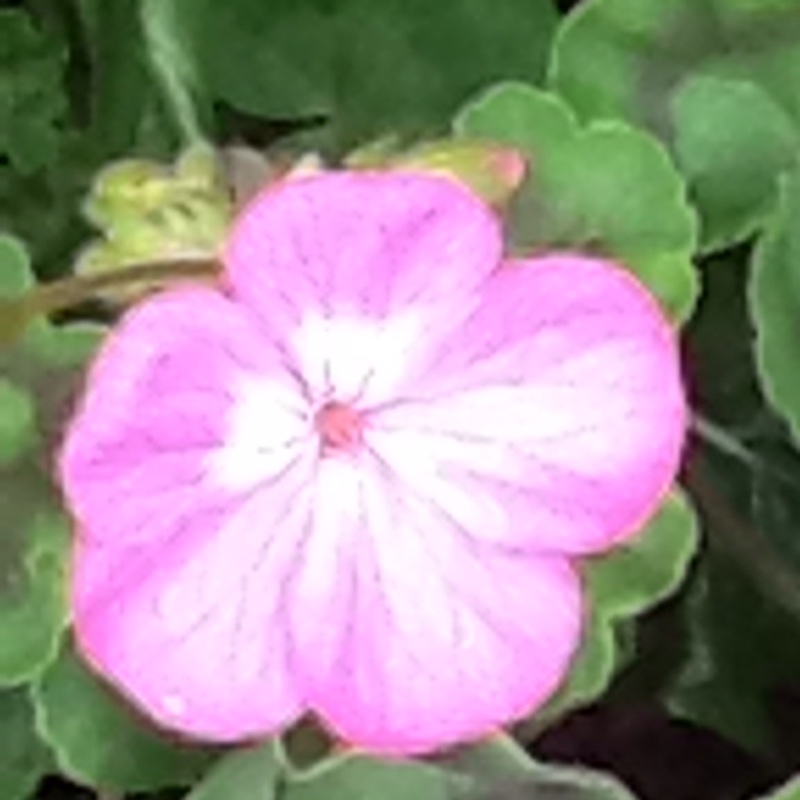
[224,171,502,404]
[368,254,686,555]
[59,286,312,546]
[72,460,317,740]
[289,454,582,755]
[61,286,322,740]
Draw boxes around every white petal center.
[205,374,314,491]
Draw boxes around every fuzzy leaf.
[550,0,800,249]
[455,83,698,322]
[31,643,220,793]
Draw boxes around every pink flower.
[59,171,685,755]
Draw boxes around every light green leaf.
[441,735,638,799]
[0,235,35,297]
[31,643,219,793]
[533,490,699,728]
[0,236,99,685]
[0,380,35,466]
[584,491,700,616]
[0,689,51,800]
[762,775,800,800]
[550,0,800,249]
[141,0,212,143]
[184,740,283,800]
[671,75,800,251]
[284,752,458,800]
[455,82,698,323]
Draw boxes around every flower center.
[315,401,363,455]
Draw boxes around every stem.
[0,259,219,345]
[685,458,800,620]
[691,413,759,469]
[34,259,218,315]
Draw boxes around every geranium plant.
[3,1,800,799]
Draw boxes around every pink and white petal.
[59,286,312,546]
[285,457,360,691]
[223,171,501,404]
[369,254,686,555]
[72,454,319,742]
[289,453,582,755]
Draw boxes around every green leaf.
[283,752,458,800]
[184,740,283,800]
[31,643,219,793]
[532,490,699,728]
[671,76,800,251]
[74,0,180,156]
[440,735,638,800]
[685,248,762,431]
[550,0,800,249]
[459,763,637,800]
[747,431,800,584]
[552,0,800,126]
[0,235,34,298]
[169,0,558,148]
[0,237,101,685]
[437,733,538,782]
[761,776,800,800]
[751,162,800,442]
[0,688,51,800]
[0,507,70,686]
[0,234,35,349]
[455,82,698,323]
[0,9,67,172]
[584,491,700,616]
[0,380,35,465]
[666,548,800,754]
[141,0,211,144]
[1,65,176,281]
[0,138,95,280]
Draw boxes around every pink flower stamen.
[315,400,363,454]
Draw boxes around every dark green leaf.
[751,161,800,442]
[0,138,95,280]
[78,0,182,155]
[666,548,800,754]
[0,9,67,172]
[170,0,558,148]
[685,246,762,430]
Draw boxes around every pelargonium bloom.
[59,170,685,755]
